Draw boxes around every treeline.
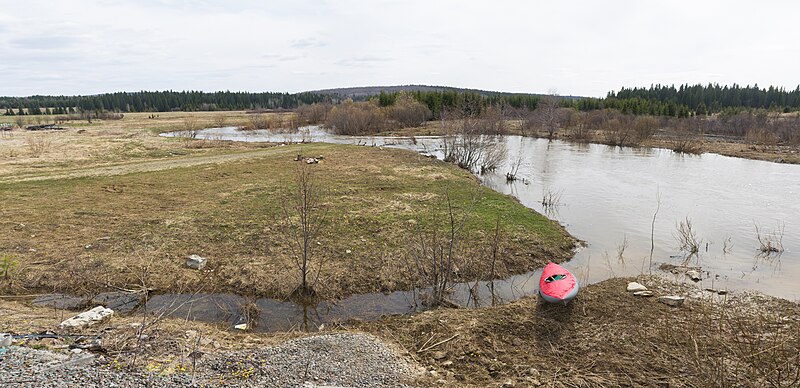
[374,89,697,118]
[5,83,800,119]
[607,83,800,114]
[0,91,330,115]
[376,90,544,117]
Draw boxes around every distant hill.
[307,84,584,99]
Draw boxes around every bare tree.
[213,114,227,128]
[14,116,26,129]
[408,188,474,306]
[182,117,199,139]
[441,107,507,172]
[281,164,328,298]
[534,94,566,140]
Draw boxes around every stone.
[0,333,12,348]
[441,360,453,367]
[59,306,114,330]
[33,294,90,310]
[626,282,648,292]
[658,296,685,307]
[234,323,248,331]
[686,270,702,282]
[91,292,145,313]
[185,254,207,270]
[305,158,319,164]
[432,351,447,360]
[633,290,654,297]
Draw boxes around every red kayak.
[538,262,579,304]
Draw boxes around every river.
[154,126,799,331]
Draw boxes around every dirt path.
[0,147,290,184]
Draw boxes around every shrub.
[388,93,431,128]
[325,101,386,135]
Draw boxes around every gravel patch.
[200,332,412,387]
[0,332,413,387]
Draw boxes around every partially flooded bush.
[242,114,272,130]
[325,101,386,135]
[296,103,332,125]
[441,108,507,171]
[633,116,659,143]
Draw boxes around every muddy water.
[154,127,799,331]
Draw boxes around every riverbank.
[381,121,800,165]
[1,276,797,387]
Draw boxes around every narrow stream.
[152,126,799,331]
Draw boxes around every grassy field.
[0,141,574,299]
[0,111,290,178]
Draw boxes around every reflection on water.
[153,126,799,331]
[145,271,545,332]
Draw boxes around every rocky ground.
[0,333,413,387]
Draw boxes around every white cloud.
[0,0,798,96]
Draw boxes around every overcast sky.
[1,0,799,97]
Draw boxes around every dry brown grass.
[0,143,574,300]
[0,111,294,179]
[359,277,800,387]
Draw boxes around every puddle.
[144,270,545,332]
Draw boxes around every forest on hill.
[3,83,800,118]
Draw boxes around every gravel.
[0,333,413,387]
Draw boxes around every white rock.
[59,306,114,330]
[633,290,654,297]
[0,333,12,348]
[658,296,685,307]
[686,270,702,282]
[626,282,648,292]
[234,323,248,330]
[186,254,207,270]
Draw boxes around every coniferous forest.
[2,83,800,117]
